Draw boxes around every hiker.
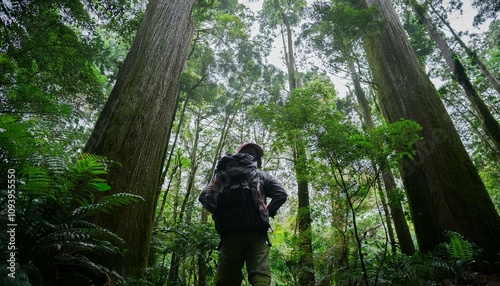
[199,142,288,286]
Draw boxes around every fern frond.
[4,151,134,284]
[50,240,123,255]
[24,166,52,197]
[445,231,477,264]
[70,193,143,219]
[69,154,112,204]
[34,221,124,245]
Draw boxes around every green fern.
[71,193,143,219]
[376,252,454,286]
[445,231,477,264]
[70,153,112,204]
[0,152,139,285]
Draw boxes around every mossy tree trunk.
[362,0,500,256]
[293,142,316,286]
[83,0,197,277]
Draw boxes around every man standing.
[199,143,288,286]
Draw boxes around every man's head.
[235,143,264,168]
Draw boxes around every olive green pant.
[215,231,271,286]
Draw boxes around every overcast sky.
[240,0,489,97]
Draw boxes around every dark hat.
[235,143,264,167]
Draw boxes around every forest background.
[0,0,499,285]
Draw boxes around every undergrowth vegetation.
[0,114,141,285]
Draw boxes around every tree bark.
[294,76,315,286]
[83,0,196,277]
[362,0,500,257]
[297,159,315,286]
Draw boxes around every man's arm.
[198,177,217,214]
[260,171,288,217]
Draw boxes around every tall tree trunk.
[294,142,316,286]
[380,168,416,254]
[348,59,415,255]
[157,152,183,286]
[164,154,184,285]
[180,116,201,223]
[168,252,182,286]
[274,0,299,90]
[350,60,397,253]
[408,0,500,155]
[362,0,500,257]
[157,149,182,225]
[375,178,397,253]
[83,0,197,277]
[273,1,315,283]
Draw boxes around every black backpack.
[212,153,269,235]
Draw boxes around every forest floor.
[443,270,500,286]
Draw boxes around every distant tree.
[84,0,197,277]
[261,0,316,283]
